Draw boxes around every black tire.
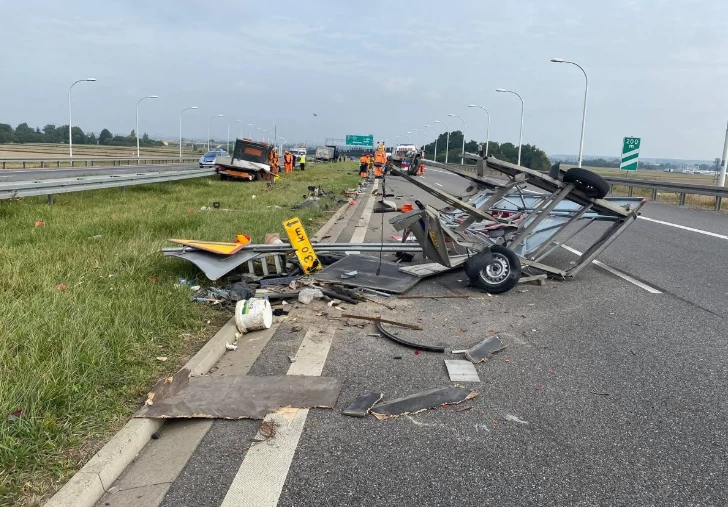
[254,171,263,181]
[219,173,228,181]
[563,168,609,199]
[464,245,521,294]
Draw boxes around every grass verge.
[0,162,359,506]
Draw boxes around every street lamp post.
[467,104,491,158]
[496,88,524,166]
[434,120,450,164]
[424,125,436,160]
[248,123,253,139]
[448,114,466,164]
[208,114,223,151]
[136,95,159,159]
[413,128,425,154]
[551,58,588,167]
[179,106,198,160]
[236,120,243,139]
[68,78,96,158]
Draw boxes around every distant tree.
[0,123,14,143]
[714,157,721,171]
[86,132,97,145]
[43,124,62,143]
[98,129,113,145]
[70,126,86,145]
[141,132,150,146]
[14,123,37,143]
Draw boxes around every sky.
[3,0,728,159]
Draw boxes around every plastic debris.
[226,343,238,351]
[341,270,358,279]
[156,357,168,362]
[298,288,324,304]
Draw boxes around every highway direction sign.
[620,137,641,171]
[346,135,374,147]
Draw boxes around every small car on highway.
[199,149,230,168]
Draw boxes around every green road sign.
[620,137,641,171]
[346,134,374,147]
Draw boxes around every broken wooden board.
[465,336,506,363]
[397,255,468,278]
[370,387,478,420]
[135,368,342,419]
[314,255,420,294]
[168,237,251,255]
[342,393,383,417]
[444,360,481,382]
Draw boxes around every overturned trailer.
[389,151,646,294]
[215,139,274,181]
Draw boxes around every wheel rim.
[479,253,510,285]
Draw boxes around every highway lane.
[99,166,728,506]
[0,163,197,181]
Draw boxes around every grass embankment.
[0,143,201,169]
[0,162,359,506]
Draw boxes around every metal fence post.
[628,186,633,197]
[715,197,722,212]
[47,194,53,204]
[651,189,657,201]
[679,193,686,205]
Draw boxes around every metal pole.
[445,124,450,164]
[227,125,230,153]
[68,78,96,158]
[496,89,524,166]
[551,59,589,167]
[179,107,197,160]
[136,103,140,159]
[207,123,210,152]
[720,120,728,187]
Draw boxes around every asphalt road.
[0,163,197,181]
[99,166,728,507]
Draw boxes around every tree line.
[421,131,551,171]
[0,122,164,147]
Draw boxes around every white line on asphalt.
[220,327,336,507]
[639,216,728,240]
[346,179,379,254]
[561,245,662,294]
[434,182,444,187]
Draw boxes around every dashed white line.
[347,179,379,254]
[434,182,443,187]
[220,327,336,507]
[639,216,728,240]
[561,245,662,294]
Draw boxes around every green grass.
[0,162,359,506]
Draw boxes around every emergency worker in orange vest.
[284,150,293,173]
[374,142,387,178]
[359,153,368,178]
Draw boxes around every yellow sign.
[169,236,250,255]
[283,217,321,274]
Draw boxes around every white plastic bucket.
[234,298,273,334]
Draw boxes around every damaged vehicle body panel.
[389,151,646,292]
[216,139,274,181]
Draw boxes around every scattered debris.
[444,360,480,382]
[343,393,384,418]
[456,406,472,413]
[291,325,303,332]
[225,343,238,351]
[272,308,289,316]
[229,282,255,301]
[155,357,168,362]
[7,409,22,422]
[315,255,420,294]
[287,355,297,363]
[341,270,358,279]
[136,369,343,419]
[504,414,529,424]
[590,391,610,396]
[151,431,161,439]
[342,314,423,330]
[370,387,478,420]
[298,288,324,304]
[451,350,468,354]
[34,221,45,227]
[375,321,445,352]
[398,294,470,300]
[56,284,68,291]
[259,420,278,439]
[464,335,506,363]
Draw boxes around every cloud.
[384,77,414,93]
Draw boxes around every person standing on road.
[359,153,368,177]
[284,150,293,173]
[299,152,306,171]
[374,142,387,178]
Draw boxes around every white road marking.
[347,179,379,254]
[220,327,336,507]
[434,182,444,187]
[639,216,728,240]
[561,245,662,294]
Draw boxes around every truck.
[315,145,338,162]
[215,138,274,181]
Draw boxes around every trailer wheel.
[254,172,263,181]
[219,173,228,181]
[563,168,609,199]
[464,245,521,294]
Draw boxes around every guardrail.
[0,168,216,203]
[604,176,728,211]
[0,157,199,170]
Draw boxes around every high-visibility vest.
[300,154,306,164]
[284,153,293,164]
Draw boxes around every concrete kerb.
[43,198,358,507]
